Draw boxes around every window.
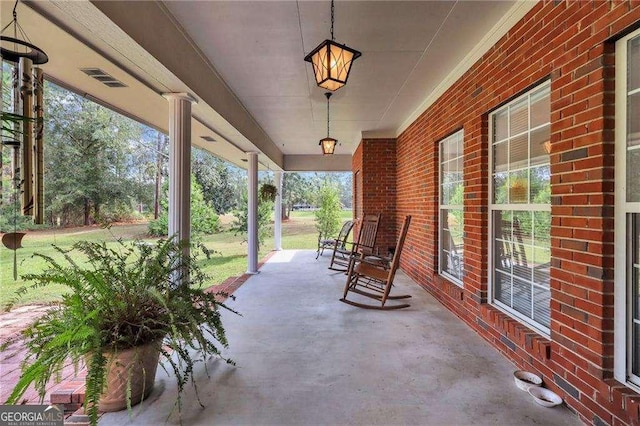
[615,28,640,389]
[439,130,464,284]
[489,82,551,334]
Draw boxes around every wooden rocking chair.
[329,213,380,272]
[340,215,412,310]
[316,220,354,259]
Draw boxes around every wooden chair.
[340,215,412,310]
[329,213,380,272]
[316,220,354,259]
[497,218,528,270]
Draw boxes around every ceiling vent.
[200,136,216,142]
[80,68,127,88]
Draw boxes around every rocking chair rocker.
[340,215,412,310]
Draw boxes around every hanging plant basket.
[509,179,528,203]
[260,184,278,202]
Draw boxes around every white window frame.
[439,130,464,286]
[488,81,551,336]
[614,27,640,391]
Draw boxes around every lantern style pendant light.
[320,92,337,155]
[304,0,361,92]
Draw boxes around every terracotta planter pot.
[98,340,161,412]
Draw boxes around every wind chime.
[1,0,48,279]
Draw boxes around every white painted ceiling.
[1,0,531,171]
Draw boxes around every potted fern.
[259,183,278,202]
[4,237,237,425]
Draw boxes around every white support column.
[247,152,259,274]
[163,93,196,259]
[274,171,283,251]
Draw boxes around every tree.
[148,175,220,237]
[230,189,272,250]
[281,173,313,219]
[44,83,147,225]
[314,183,341,239]
[192,147,236,214]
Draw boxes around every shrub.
[148,177,220,237]
[314,184,341,238]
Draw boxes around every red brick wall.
[353,139,397,255]
[359,1,640,425]
[352,143,363,222]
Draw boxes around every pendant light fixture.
[304,0,361,92]
[320,92,337,155]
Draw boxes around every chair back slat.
[336,220,355,249]
[355,214,380,254]
[337,220,354,240]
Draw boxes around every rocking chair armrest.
[359,254,392,269]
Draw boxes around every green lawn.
[0,211,353,306]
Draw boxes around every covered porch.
[100,250,578,426]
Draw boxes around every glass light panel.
[629,36,640,92]
[493,110,508,142]
[628,149,640,203]
[533,248,551,286]
[533,211,551,248]
[512,277,532,317]
[494,211,512,273]
[494,270,511,306]
[530,125,551,166]
[530,88,551,128]
[442,182,452,205]
[533,285,551,327]
[509,134,529,169]
[440,208,464,280]
[509,99,528,136]
[442,139,452,163]
[493,172,508,204]
[509,170,529,204]
[494,141,508,172]
[628,93,640,147]
[530,166,551,204]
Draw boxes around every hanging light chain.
[326,93,331,137]
[330,0,335,41]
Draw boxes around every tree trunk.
[84,198,90,226]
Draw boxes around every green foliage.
[259,183,277,202]
[148,177,220,237]
[281,173,313,218]
[314,184,341,238]
[43,82,153,226]
[4,237,237,425]
[192,148,238,214]
[0,198,35,232]
[230,191,273,250]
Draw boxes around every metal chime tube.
[11,65,20,201]
[19,56,34,217]
[34,67,44,224]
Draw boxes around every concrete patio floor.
[100,250,580,426]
